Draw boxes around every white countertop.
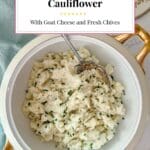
[124,11,150,150]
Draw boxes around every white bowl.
[0,34,149,150]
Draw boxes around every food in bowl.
[23,48,125,150]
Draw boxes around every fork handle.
[62,34,83,63]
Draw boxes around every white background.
[16,0,134,33]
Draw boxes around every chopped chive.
[55,144,58,148]
[45,111,48,114]
[85,79,90,83]
[37,74,40,78]
[111,75,114,80]
[52,56,56,59]
[47,67,54,71]
[68,90,73,96]
[78,85,83,90]
[42,89,48,92]
[43,68,54,72]
[38,131,41,135]
[95,85,101,88]
[27,102,31,106]
[90,143,93,149]
[41,101,47,105]
[123,90,126,95]
[60,103,63,106]
[110,114,113,117]
[49,111,54,118]
[43,120,50,124]
[63,107,68,117]
[34,82,37,87]
[114,96,118,99]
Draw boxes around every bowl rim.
[136,1,150,18]
[0,34,149,150]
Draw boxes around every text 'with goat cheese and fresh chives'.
[15,0,134,33]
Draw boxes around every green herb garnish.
[85,79,90,83]
[41,101,47,105]
[27,102,31,106]
[90,143,93,149]
[43,120,50,124]
[78,85,83,90]
[95,85,101,88]
[63,107,68,117]
[37,74,40,78]
[34,82,37,87]
[49,111,54,118]
[42,89,48,92]
[68,90,73,96]
[111,75,114,80]
[123,90,126,95]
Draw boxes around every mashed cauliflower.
[23,48,125,150]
